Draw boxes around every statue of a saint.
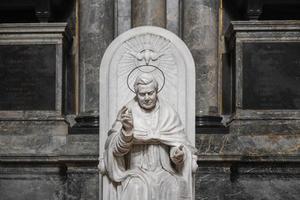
[102,73,197,200]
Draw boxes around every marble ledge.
[197,154,300,163]
[0,155,98,164]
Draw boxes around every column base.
[69,115,99,134]
[196,115,229,134]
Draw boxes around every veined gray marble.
[66,166,99,200]
[183,0,220,116]
[79,0,114,114]
[115,0,131,35]
[196,118,300,160]
[0,166,66,200]
[195,164,300,200]
[166,0,181,36]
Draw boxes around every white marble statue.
[102,73,197,200]
[99,26,197,200]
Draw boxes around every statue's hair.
[133,73,158,93]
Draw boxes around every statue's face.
[136,83,157,110]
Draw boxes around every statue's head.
[133,73,158,111]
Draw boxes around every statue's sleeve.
[110,121,133,157]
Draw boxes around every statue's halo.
[127,65,165,93]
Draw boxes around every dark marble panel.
[0,44,56,110]
[242,42,300,110]
[195,166,232,200]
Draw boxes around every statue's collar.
[140,99,160,114]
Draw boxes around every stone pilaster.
[115,0,131,35]
[183,0,224,132]
[166,0,181,36]
[70,0,114,134]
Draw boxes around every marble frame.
[0,23,67,120]
[228,21,300,120]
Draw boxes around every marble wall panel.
[66,166,99,200]
[0,121,67,155]
[0,166,66,200]
[64,134,98,156]
[196,120,300,158]
[195,166,231,200]
[195,164,300,200]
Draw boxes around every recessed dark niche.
[224,0,300,20]
[0,44,56,110]
[0,0,75,23]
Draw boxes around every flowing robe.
[103,98,196,200]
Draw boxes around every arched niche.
[99,26,195,198]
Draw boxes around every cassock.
[103,98,197,200]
